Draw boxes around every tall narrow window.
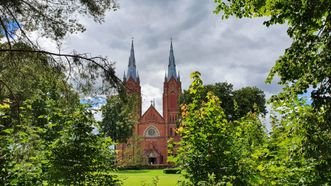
[170,128,173,136]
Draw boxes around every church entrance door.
[148,157,157,165]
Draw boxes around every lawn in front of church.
[115,169,184,186]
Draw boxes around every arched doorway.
[147,151,157,164]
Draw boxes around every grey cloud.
[62,0,291,116]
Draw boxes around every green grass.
[115,169,184,186]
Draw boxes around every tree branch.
[3,5,35,47]
[0,17,12,49]
[0,48,123,90]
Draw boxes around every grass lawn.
[115,169,184,186]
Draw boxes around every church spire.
[167,38,177,81]
[127,38,138,81]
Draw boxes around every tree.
[101,95,136,143]
[214,1,331,183]
[180,82,266,120]
[214,0,330,114]
[175,72,266,185]
[0,1,123,184]
[48,106,120,185]
[0,100,120,185]
[117,134,147,167]
[233,86,266,119]
[0,0,118,42]
[0,43,120,185]
[0,43,80,184]
[0,0,123,96]
[247,96,325,185]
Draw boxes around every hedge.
[163,168,181,174]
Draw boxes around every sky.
[42,0,292,121]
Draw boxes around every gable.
[140,106,164,123]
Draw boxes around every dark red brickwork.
[117,75,181,165]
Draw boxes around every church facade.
[118,40,181,165]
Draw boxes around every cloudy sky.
[59,0,291,115]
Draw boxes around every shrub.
[117,164,173,170]
[163,168,181,174]
[85,172,122,186]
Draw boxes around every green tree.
[214,0,330,107]
[0,1,122,95]
[0,1,123,184]
[0,0,118,42]
[48,106,120,185]
[0,100,120,185]
[0,43,80,184]
[101,95,136,143]
[180,82,266,120]
[117,134,147,167]
[213,0,331,127]
[214,1,331,182]
[247,96,325,185]
[0,43,79,105]
[233,86,266,119]
[0,99,48,185]
[180,82,234,119]
[0,43,120,185]
[176,72,266,185]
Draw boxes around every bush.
[85,172,122,186]
[117,164,173,170]
[163,168,181,174]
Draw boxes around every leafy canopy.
[0,0,118,41]
[0,43,120,185]
[101,95,136,143]
[175,72,266,185]
[214,0,331,108]
[0,1,123,96]
[180,82,266,120]
[214,1,331,184]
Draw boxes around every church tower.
[163,40,181,138]
[123,39,142,117]
[118,39,182,165]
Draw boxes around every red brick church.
[118,40,181,165]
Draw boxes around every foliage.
[0,45,80,184]
[0,0,123,96]
[101,95,137,143]
[214,0,331,106]
[0,0,118,41]
[213,0,331,131]
[0,100,120,185]
[85,172,122,186]
[163,168,181,174]
[140,176,159,186]
[175,71,331,185]
[0,99,47,185]
[47,106,119,185]
[233,87,266,119]
[117,135,147,167]
[0,43,79,105]
[262,96,328,185]
[0,43,120,185]
[214,1,331,184]
[180,82,266,120]
[175,72,266,185]
[0,1,123,184]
